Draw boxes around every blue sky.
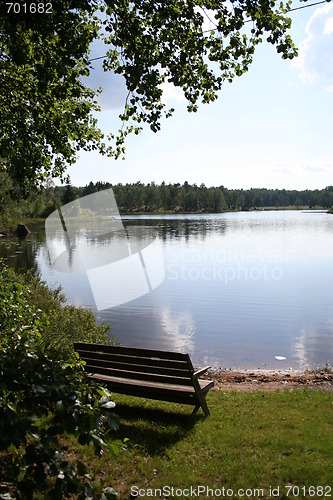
[67,1,333,190]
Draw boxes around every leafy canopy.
[0,0,298,191]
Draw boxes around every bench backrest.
[73,342,196,386]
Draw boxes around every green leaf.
[107,412,120,431]
[31,384,47,394]
[76,460,88,476]
[102,486,119,499]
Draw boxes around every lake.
[2,210,333,371]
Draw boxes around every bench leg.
[191,399,210,418]
[191,375,212,417]
[191,404,201,418]
[199,397,210,417]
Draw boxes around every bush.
[0,260,123,498]
[1,263,114,361]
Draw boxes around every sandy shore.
[207,368,333,392]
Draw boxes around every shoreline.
[206,368,333,392]
[119,207,330,216]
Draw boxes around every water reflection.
[122,215,227,242]
[45,195,165,310]
[0,223,45,272]
[160,308,196,354]
[293,320,333,369]
[1,212,333,370]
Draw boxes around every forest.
[1,179,333,228]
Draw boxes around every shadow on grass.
[111,399,204,456]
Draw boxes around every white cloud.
[323,16,333,35]
[161,81,186,104]
[293,4,333,85]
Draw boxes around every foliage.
[0,0,297,192]
[0,173,58,230]
[0,0,103,195]
[39,305,115,361]
[1,264,113,360]
[103,0,297,151]
[0,260,123,498]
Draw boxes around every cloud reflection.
[160,308,196,354]
[292,320,333,369]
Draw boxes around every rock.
[16,224,31,237]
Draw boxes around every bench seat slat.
[74,342,190,362]
[81,358,192,379]
[84,364,193,385]
[89,374,214,406]
[76,349,189,373]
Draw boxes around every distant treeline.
[57,181,333,214]
[1,180,333,228]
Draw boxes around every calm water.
[2,211,333,370]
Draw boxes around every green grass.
[70,389,333,499]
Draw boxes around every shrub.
[0,260,123,498]
[1,263,114,361]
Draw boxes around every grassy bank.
[66,389,333,499]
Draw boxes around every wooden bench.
[73,342,214,417]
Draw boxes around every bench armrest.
[193,366,211,378]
